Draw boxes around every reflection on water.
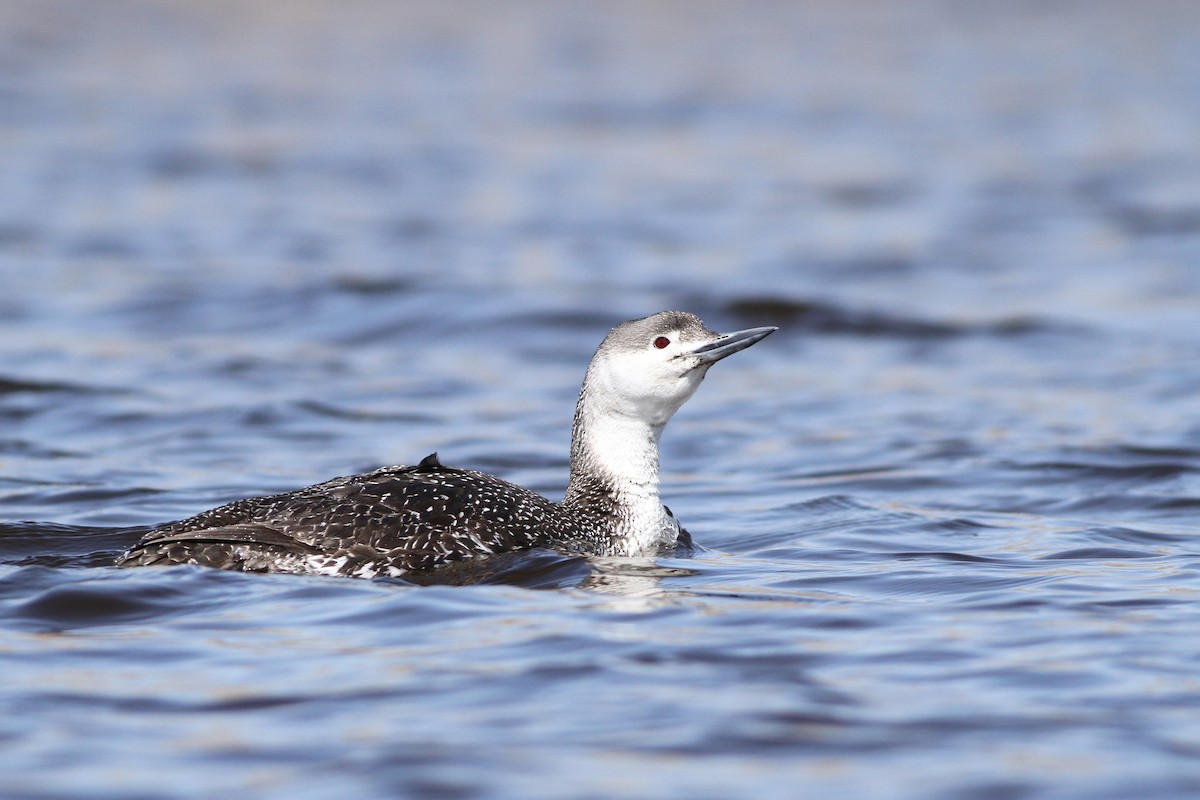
[3,1,1200,799]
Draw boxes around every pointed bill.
[689,326,778,365]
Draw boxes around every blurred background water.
[2,1,1200,798]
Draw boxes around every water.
[3,1,1200,797]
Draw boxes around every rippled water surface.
[4,2,1200,798]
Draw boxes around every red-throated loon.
[116,311,777,578]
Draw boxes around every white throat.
[572,403,664,493]
[563,382,684,555]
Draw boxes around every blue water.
[3,2,1200,798]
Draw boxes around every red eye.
[653,336,671,349]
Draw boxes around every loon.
[116,311,776,579]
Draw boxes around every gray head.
[582,311,777,428]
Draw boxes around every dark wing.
[114,524,324,572]
[117,454,564,577]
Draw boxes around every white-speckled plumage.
[117,311,776,578]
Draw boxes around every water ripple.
[3,2,1200,799]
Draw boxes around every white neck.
[570,405,663,494]
[563,385,679,555]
